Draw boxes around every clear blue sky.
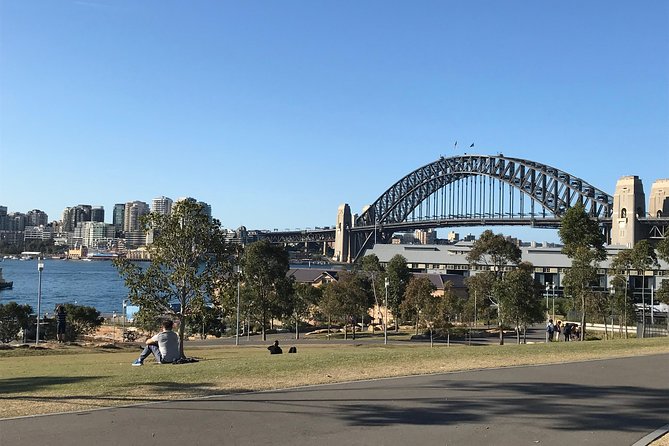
[1,0,668,242]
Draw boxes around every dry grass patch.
[1,337,668,418]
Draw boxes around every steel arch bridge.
[346,154,613,261]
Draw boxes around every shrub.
[0,302,33,343]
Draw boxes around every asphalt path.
[2,354,668,446]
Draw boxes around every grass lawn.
[1,337,668,419]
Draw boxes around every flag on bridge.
[470,143,475,148]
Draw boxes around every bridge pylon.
[611,176,645,247]
[334,203,352,262]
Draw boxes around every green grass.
[1,337,668,419]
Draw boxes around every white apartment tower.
[152,196,173,215]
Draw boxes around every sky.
[1,0,668,243]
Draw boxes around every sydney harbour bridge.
[256,154,669,262]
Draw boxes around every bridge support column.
[334,204,351,263]
[611,176,645,248]
[649,179,669,218]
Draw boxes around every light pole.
[384,277,389,345]
[551,283,556,322]
[36,258,44,346]
[545,283,551,321]
[236,266,241,346]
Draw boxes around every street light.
[236,266,242,346]
[551,283,556,322]
[384,277,389,345]
[545,283,551,321]
[36,258,44,346]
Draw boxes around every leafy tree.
[400,275,436,335]
[657,237,669,303]
[630,240,659,335]
[320,271,373,340]
[289,282,322,339]
[466,230,522,344]
[0,302,32,343]
[430,283,464,339]
[187,305,225,339]
[495,262,543,344]
[386,254,411,330]
[464,271,496,327]
[63,303,104,340]
[358,254,386,326]
[558,202,605,340]
[242,240,290,341]
[610,249,635,337]
[114,200,233,358]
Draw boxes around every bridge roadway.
[3,354,668,445]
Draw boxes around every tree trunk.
[580,291,586,341]
[178,314,186,359]
[516,324,520,344]
[262,308,267,342]
[352,317,356,340]
[499,320,504,345]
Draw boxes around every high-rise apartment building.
[91,206,105,223]
[113,204,125,234]
[26,209,49,227]
[152,196,173,215]
[62,205,92,231]
[124,201,150,233]
[0,206,8,230]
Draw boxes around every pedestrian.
[132,319,180,366]
[55,305,67,343]
[563,323,572,342]
[546,319,554,342]
[268,340,283,354]
[554,320,562,342]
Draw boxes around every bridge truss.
[349,154,614,261]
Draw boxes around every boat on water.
[0,267,13,290]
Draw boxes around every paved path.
[3,354,668,446]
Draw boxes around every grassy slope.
[1,337,668,419]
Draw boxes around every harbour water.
[0,258,128,315]
[0,258,340,316]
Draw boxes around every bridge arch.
[356,155,613,228]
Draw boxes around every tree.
[630,240,659,335]
[558,202,606,340]
[114,200,233,358]
[656,237,669,303]
[320,271,373,340]
[290,282,322,339]
[495,262,543,344]
[400,275,436,335]
[386,255,411,330]
[0,302,32,343]
[63,303,104,341]
[358,254,385,327]
[242,240,290,341]
[466,230,522,344]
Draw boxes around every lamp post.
[236,266,241,346]
[384,277,389,345]
[551,283,556,322]
[36,258,44,346]
[545,283,551,321]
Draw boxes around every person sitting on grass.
[132,319,180,366]
[267,340,283,354]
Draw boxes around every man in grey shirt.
[132,319,180,366]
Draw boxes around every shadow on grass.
[0,376,105,394]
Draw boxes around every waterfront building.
[366,242,669,304]
[81,221,116,249]
[152,196,173,215]
[24,225,53,241]
[415,229,437,245]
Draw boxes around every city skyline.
[1,1,667,242]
